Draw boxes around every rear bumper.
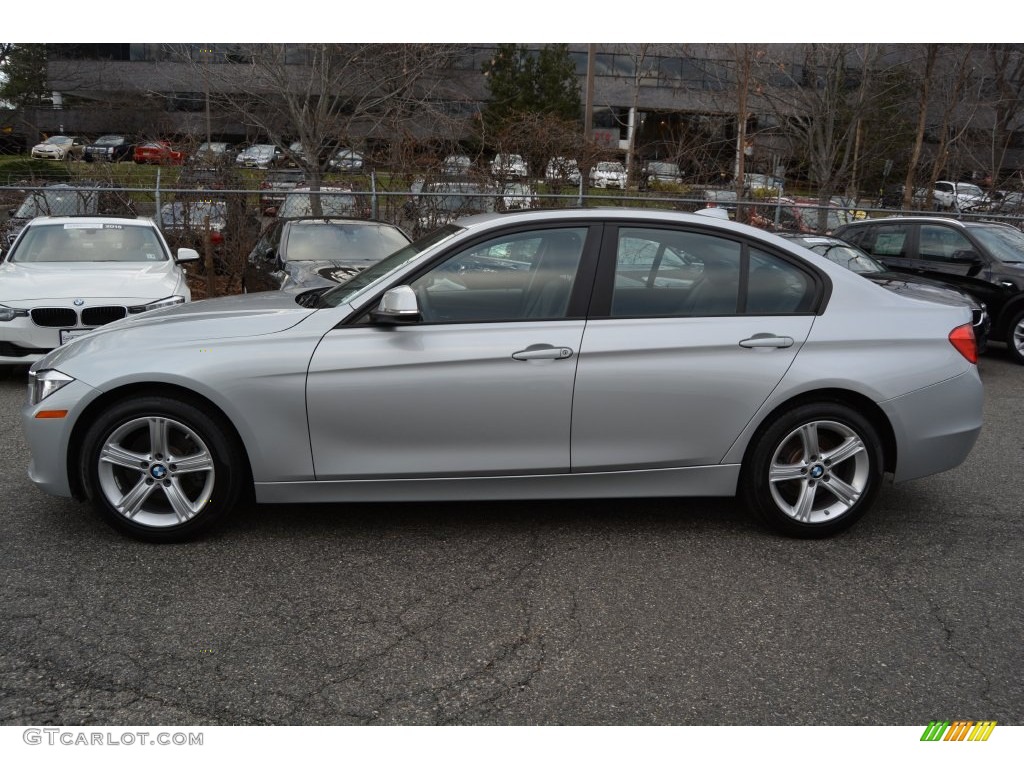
[880,369,984,483]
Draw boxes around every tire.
[741,402,884,538]
[80,396,245,542]
[1007,309,1024,365]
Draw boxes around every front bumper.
[23,377,103,498]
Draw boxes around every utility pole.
[584,44,595,140]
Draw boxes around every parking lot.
[0,348,1021,726]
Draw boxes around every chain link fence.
[4,161,1024,297]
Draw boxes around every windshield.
[426,193,494,213]
[14,188,98,218]
[44,136,72,146]
[807,242,885,273]
[794,206,847,231]
[94,135,124,146]
[10,222,167,263]
[966,224,1024,263]
[317,225,461,308]
[284,223,409,263]
[597,162,623,173]
[161,202,227,227]
[957,183,984,197]
[279,190,358,217]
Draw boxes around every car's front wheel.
[81,396,245,542]
[1006,308,1024,365]
[742,402,884,538]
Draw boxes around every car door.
[571,224,821,471]
[305,224,599,480]
[848,221,925,275]
[912,222,1004,308]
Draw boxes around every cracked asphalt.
[0,348,1021,726]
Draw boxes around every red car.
[133,141,186,166]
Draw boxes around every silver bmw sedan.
[22,209,983,542]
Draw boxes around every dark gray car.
[780,233,990,350]
[834,216,1024,364]
[243,218,411,293]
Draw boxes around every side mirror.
[951,249,982,265]
[175,247,200,263]
[261,247,277,262]
[370,285,421,324]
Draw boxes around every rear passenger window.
[860,224,913,259]
[612,228,740,317]
[610,229,816,317]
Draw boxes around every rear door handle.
[512,345,574,361]
[739,334,794,349]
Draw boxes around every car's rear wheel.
[81,396,244,542]
[742,402,883,538]
[1006,308,1024,365]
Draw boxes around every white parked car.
[490,153,528,178]
[545,157,581,185]
[441,154,473,176]
[0,217,198,365]
[30,135,86,161]
[918,181,988,212]
[590,161,627,189]
[499,182,539,211]
[329,148,364,172]
[236,144,280,169]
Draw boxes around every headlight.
[0,307,28,322]
[28,369,74,405]
[127,295,186,314]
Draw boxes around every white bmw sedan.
[22,209,983,542]
[0,217,198,364]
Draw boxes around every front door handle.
[739,334,794,349]
[512,345,574,361]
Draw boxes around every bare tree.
[749,44,897,227]
[919,46,978,208]
[621,44,657,187]
[902,45,939,209]
[976,45,1024,191]
[178,44,460,210]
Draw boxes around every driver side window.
[409,227,588,323]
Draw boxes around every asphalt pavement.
[0,348,1021,726]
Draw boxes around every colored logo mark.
[920,720,997,742]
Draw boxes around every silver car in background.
[22,209,982,542]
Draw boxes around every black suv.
[82,134,135,163]
[833,216,1024,363]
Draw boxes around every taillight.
[949,323,977,364]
